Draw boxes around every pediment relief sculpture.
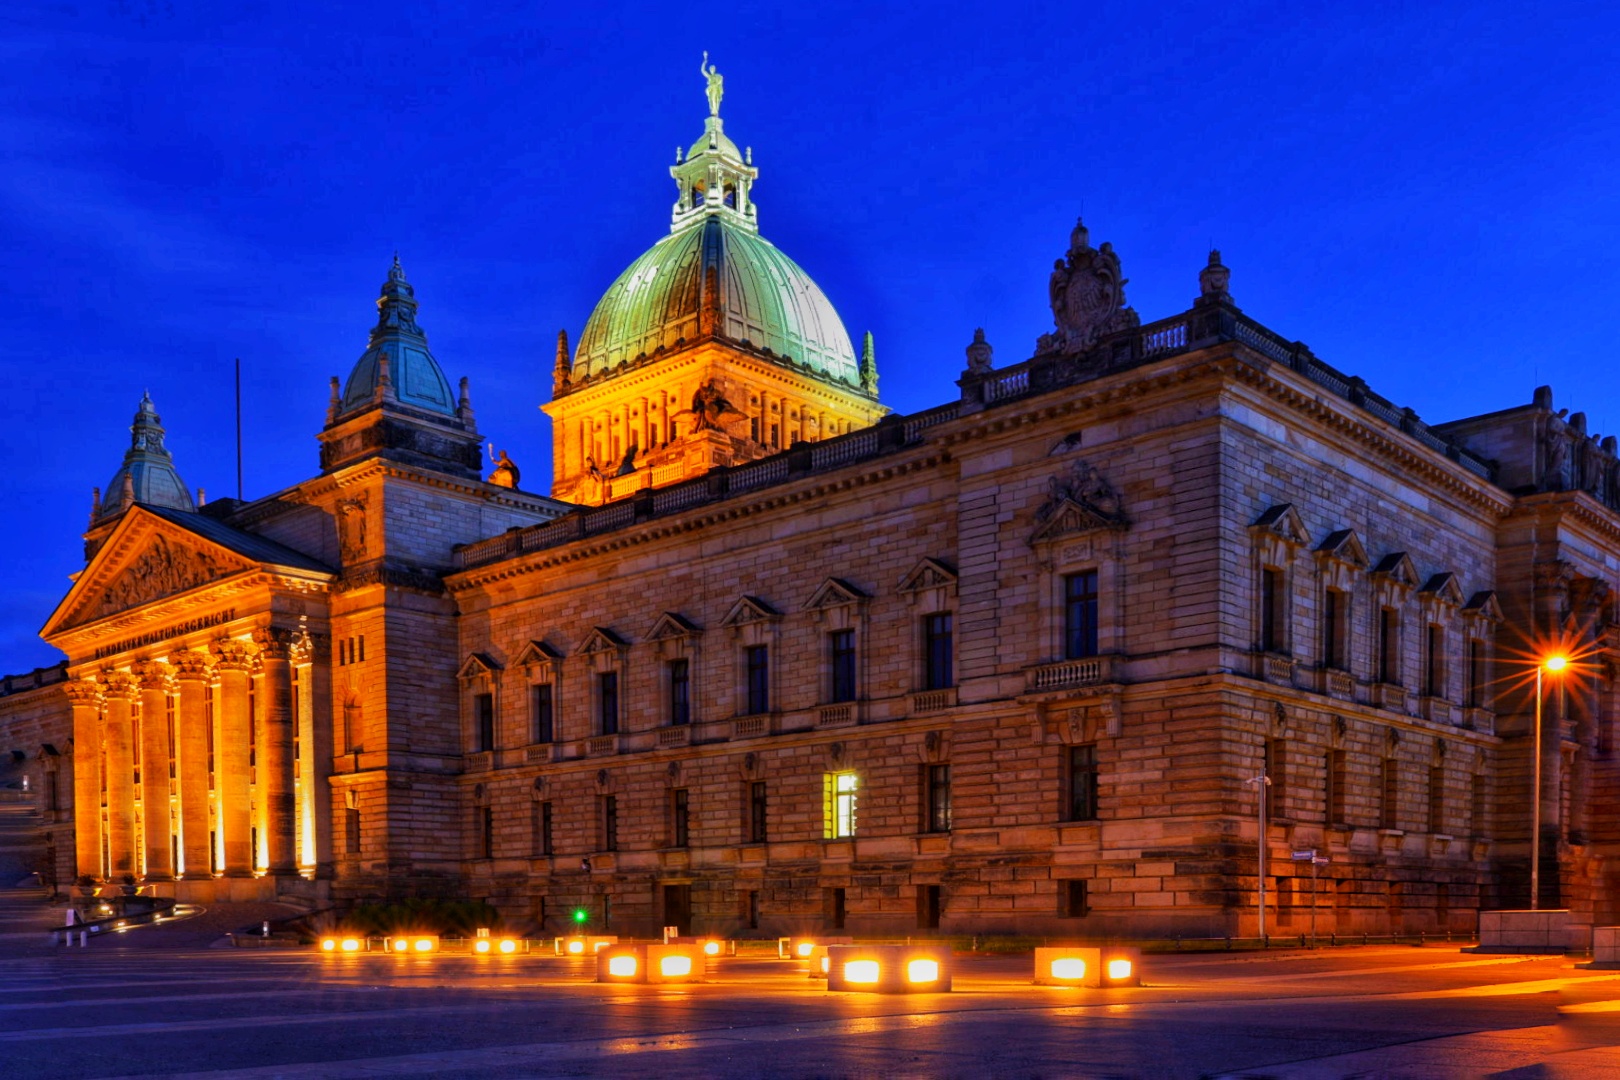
[898,558,958,595]
[803,578,870,611]
[720,596,780,628]
[92,533,237,621]
[1031,460,1127,544]
[647,611,702,641]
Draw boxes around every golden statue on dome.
[701,52,723,116]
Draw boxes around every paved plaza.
[2,799,1619,1078]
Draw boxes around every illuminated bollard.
[472,937,529,955]
[1032,946,1141,987]
[825,945,952,993]
[317,935,367,953]
[555,935,618,956]
[595,943,706,984]
[383,934,440,954]
[669,935,734,957]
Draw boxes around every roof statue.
[1038,217,1140,356]
[701,52,723,117]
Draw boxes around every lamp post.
[1246,773,1271,940]
[1530,655,1567,911]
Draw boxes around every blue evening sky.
[2,1,1617,670]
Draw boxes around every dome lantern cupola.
[95,392,196,524]
[542,59,888,506]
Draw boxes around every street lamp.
[1245,773,1271,940]
[1531,654,1568,911]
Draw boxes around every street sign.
[1313,856,1330,865]
[1291,849,1316,861]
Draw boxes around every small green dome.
[573,216,858,386]
[97,392,195,523]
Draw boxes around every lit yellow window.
[824,771,858,839]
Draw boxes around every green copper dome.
[572,215,858,385]
[96,392,195,523]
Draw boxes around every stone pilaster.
[171,652,214,879]
[134,661,174,881]
[213,639,255,877]
[63,680,104,880]
[255,628,298,876]
[100,671,139,878]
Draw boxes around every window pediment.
[1372,552,1420,590]
[647,611,702,641]
[803,578,870,611]
[721,596,781,628]
[1463,590,1504,623]
[1032,459,1128,543]
[457,653,503,681]
[1030,497,1129,545]
[1420,571,1466,608]
[579,627,629,655]
[514,640,563,677]
[1250,503,1309,547]
[898,558,958,595]
[1315,528,1370,569]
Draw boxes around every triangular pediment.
[1372,551,1420,588]
[43,508,259,638]
[1250,504,1309,546]
[1463,590,1505,622]
[457,652,502,680]
[647,612,702,640]
[1030,497,1128,545]
[579,626,629,654]
[1315,528,1370,569]
[898,558,958,595]
[514,639,564,668]
[1420,572,1467,607]
[720,596,780,628]
[803,578,870,611]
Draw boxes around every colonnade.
[64,627,319,882]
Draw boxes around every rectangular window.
[475,692,495,752]
[205,686,215,782]
[1064,570,1100,659]
[1428,765,1445,834]
[1471,773,1487,837]
[479,806,494,859]
[533,800,553,856]
[597,672,618,736]
[1466,638,1486,708]
[1378,608,1399,684]
[1381,758,1399,830]
[671,788,690,848]
[531,683,554,743]
[746,890,760,930]
[166,696,177,780]
[1261,568,1285,652]
[917,884,941,930]
[1061,879,1089,918]
[601,795,618,852]
[1325,749,1346,825]
[1065,744,1099,822]
[824,771,858,839]
[1424,624,1443,698]
[344,807,360,854]
[829,629,857,703]
[745,645,770,715]
[748,780,768,844]
[924,763,952,833]
[1264,739,1286,820]
[923,612,954,690]
[668,659,691,726]
[1323,589,1347,669]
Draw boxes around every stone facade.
[6,81,1620,941]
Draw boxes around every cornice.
[1504,489,1620,547]
[446,448,947,592]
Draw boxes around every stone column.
[100,672,139,878]
[63,680,104,880]
[135,661,175,881]
[213,639,255,877]
[256,628,298,876]
[172,652,213,879]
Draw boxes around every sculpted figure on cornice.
[1542,409,1572,492]
[338,495,369,563]
[1036,458,1127,529]
[1037,218,1140,356]
[95,534,227,620]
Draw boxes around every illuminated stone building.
[7,71,1620,939]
